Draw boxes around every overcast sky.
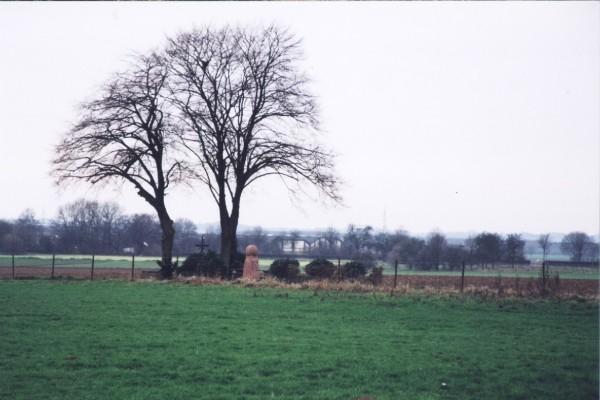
[0,2,598,236]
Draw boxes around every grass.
[0,280,597,400]
[0,254,160,269]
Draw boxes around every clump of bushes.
[340,261,368,279]
[229,252,246,279]
[368,266,384,285]
[177,251,224,277]
[305,258,336,279]
[177,251,246,279]
[268,259,300,282]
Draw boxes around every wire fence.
[0,253,597,297]
[0,253,158,280]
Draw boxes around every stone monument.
[242,244,260,280]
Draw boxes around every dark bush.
[268,258,300,282]
[341,261,368,280]
[368,266,384,285]
[305,258,336,279]
[177,251,224,277]
[230,252,246,279]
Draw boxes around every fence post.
[51,254,55,280]
[460,261,466,293]
[541,261,546,296]
[90,254,95,280]
[131,254,135,280]
[393,259,398,289]
[11,254,15,279]
[337,257,341,282]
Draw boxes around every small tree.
[342,225,374,260]
[421,232,447,270]
[12,210,42,253]
[473,232,503,268]
[445,245,469,271]
[537,233,551,262]
[503,234,526,268]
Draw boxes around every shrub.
[368,266,384,285]
[268,259,300,282]
[177,251,224,277]
[341,261,368,280]
[229,252,246,279]
[305,259,336,279]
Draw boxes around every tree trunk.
[219,200,240,279]
[157,210,175,279]
[219,218,239,278]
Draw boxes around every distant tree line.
[1,203,598,269]
[236,225,598,269]
[0,200,201,257]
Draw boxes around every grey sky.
[0,2,598,235]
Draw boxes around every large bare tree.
[53,54,186,278]
[166,26,339,274]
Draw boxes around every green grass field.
[1,254,597,280]
[0,280,597,399]
[0,254,160,269]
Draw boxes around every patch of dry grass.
[170,274,599,301]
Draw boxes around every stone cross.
[242,244,260,280]
[195,235,208,254]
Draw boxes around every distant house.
[280,236,342,255]
[311,237,342,250]
[281,239,312,254]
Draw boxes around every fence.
[0,253,148,280]
[0,253,597,297]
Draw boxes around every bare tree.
[98,202,123,253]
[537,233,551,262]
[173,219,201,256]
[323,227,340,249]
[472,232,503,269]
[342,225,374,260]
[464,236,476,269]
[166,26,339,273]
[560,232,592,263]
[319,227,340,257]
[12,209,42,253]
[249,226,267,251]
[53,54,187,278]
[0,220,13,253]
[423,232,448,269]
[503,233,525,268]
